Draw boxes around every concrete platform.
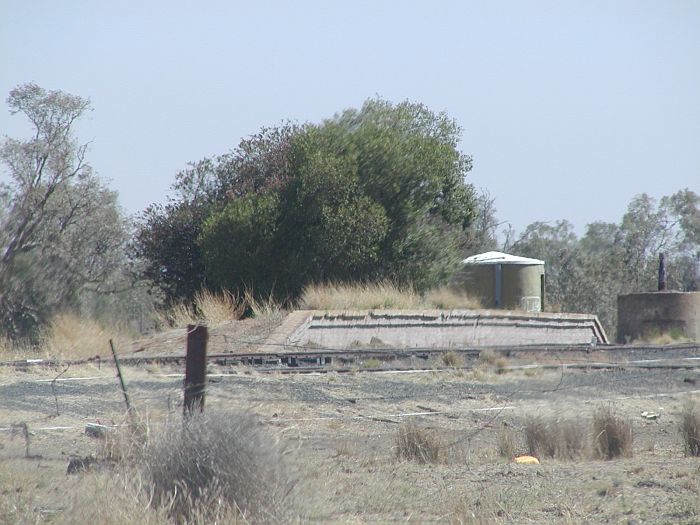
[262,309,609,351]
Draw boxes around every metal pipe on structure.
[184,324,208,415]
[658,253,667,291]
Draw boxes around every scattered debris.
[67,455,97,475]
[85,422,111,438]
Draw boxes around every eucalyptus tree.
[1,83,129,339]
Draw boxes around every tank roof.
[462,251,545,266]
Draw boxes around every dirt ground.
[127,315,285,357]
[1,352,699,523]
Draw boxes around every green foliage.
[134,124,301,303]
[200,193,280,297]
[138,98,476,303]
[273,125,390,294]
[135,202,208,303]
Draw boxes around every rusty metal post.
[658,253,667,291]
[184,324,208,415]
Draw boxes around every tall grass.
[592,407,634,459]
[395,423,445,464]
[45,312,132,360]
[160,289,246,328]
[65,410,297,524]
[0,335,34,359]
[679,401,700,457]
[524,416,585,460]
[299,282,481,311]
[0,312,132,360]
[141,411,295,523]
[243,289,285,319]
[424,287,482,310]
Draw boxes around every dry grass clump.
[0,312,131,360]
[592,407,634,460]
[243,289,285,320]
[53,472,172,525]
[0,335,34,359]
[442,350,465,367]
[635,327,690,345]
[51,412,271,524]
[395,422,444,464]
[424,287,482,310]
[160,289,246,328]
[299,281,481,311]
[300,281,420,310]
[477,349,508,374]
[498,426,518,459]
[47,312,131,360]
[142,411,295,523]
[524,416,585,460]
[679,401,700,457]
[194,289,245,324]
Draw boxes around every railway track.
[3,342,699,372]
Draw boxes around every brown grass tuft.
[524,416,585,460]
[498,425,518,459]
[442,351,465,367]
[592,407,633,460]
[299,282,481,311]
[477,349,508,375]
[194,289,245,324]
[47,312,131,360]
[679,401,700,457]
[423,287,482,310]
[243,289,285,320]
[160,289,246,328]
[395,423,444,464]
[141,410,295,523]
[300,281,419,310]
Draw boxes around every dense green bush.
[136,99,476,303]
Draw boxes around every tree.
[134,124,301,303]
[511,220,581,312]
[0,83,130,339]
[138,98,476,302]
[464,189,500,254]
[134,201,208,303]
[199,193,281,297]
[511,190,700,336]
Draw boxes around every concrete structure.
[264,309,609,351]
[454,251,545,312]
[617,291,700,343]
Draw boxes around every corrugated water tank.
[454,251,545,312]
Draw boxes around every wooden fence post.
[184,324,208,415]
[109,339,132,414]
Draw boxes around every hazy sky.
[1,1,698,235]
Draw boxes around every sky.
[1,0,698,236]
